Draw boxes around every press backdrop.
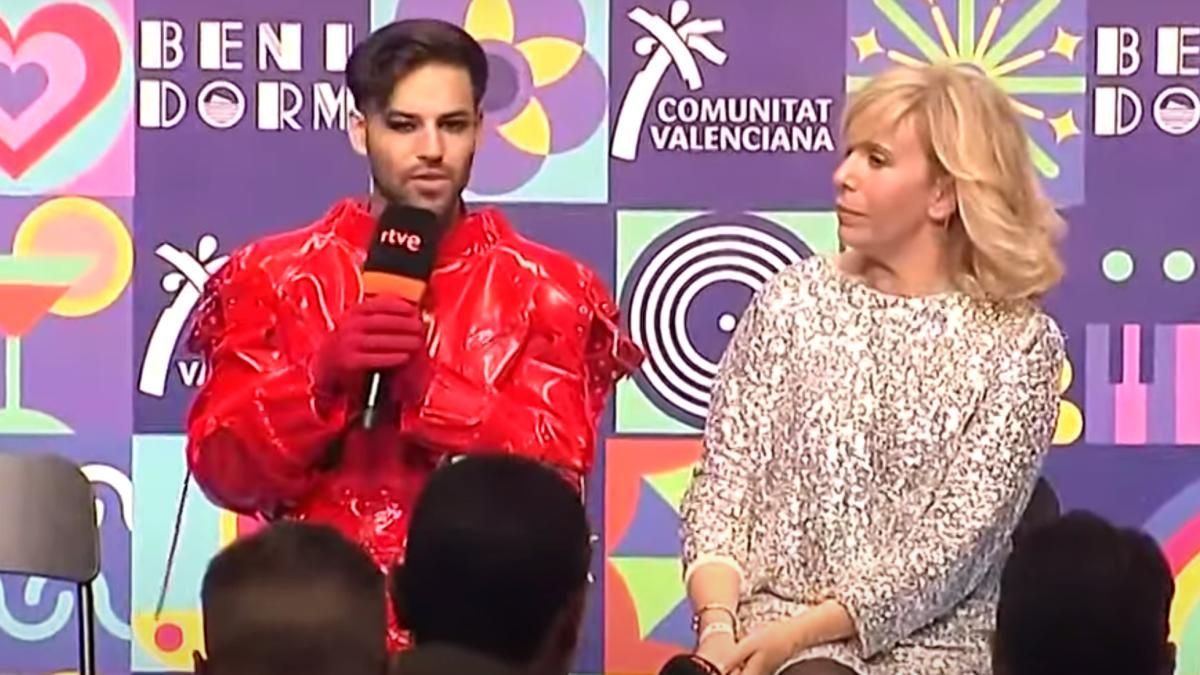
[1,0,1199,673]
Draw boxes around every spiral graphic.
[621,215,807,427]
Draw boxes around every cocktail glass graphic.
[0,254,92,433]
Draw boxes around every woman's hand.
[722,619,803,675]
[723,601,858,675]
[696,631,740,674]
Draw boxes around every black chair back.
[0,452,99,675]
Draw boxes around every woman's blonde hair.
[842,62,1066,301]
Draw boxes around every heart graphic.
[0,63,47,117]
[0,4,121,179]
[0,34,85,148]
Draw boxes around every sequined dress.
[681,255,1064,674]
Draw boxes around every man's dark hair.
[994,510,1175,675]
[394,454,592,665]
[200,521,386,675]
[346,18,489,114]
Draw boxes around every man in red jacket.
[185,18,641,649]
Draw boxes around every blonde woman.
[681,62,1067,675]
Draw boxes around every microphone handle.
[362,370,385,430]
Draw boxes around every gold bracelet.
[691,603,739,634]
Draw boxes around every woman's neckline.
[820,254,963,305]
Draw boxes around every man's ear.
[348,111,369,157]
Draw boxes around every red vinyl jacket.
[185,198,641,647]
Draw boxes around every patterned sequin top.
[681,255,1064,675]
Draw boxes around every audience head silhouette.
[393,454,592,675]
[196,521,387,675]
[993,510,1175,675]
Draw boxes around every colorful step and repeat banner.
[1,0,1200,672]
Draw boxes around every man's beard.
[370,167,465,227]
[363,137,471,225]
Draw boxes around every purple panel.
[1045,447,1200,529]
[132,0,371,432]
[1049,0,1200,526]
[610,0,844,210]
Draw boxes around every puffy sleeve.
[185,248,348,516]
[834,312,1065,657]
[398,260,642,483]
[680,274,796,589]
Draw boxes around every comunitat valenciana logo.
[137,19,357,131]
[1094,25,1200,137]
[138,235,228,397]
[611,1,835,161]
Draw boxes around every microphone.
[658,654,723,675]
[360,202,444,430]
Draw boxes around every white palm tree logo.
[137,235,228,397]
[611,0,727,161]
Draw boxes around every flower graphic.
[396,0,607,196]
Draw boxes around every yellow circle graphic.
[12,197,134,317]
[1054,355,1083,446]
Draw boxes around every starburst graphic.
[847,0,1087,206]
